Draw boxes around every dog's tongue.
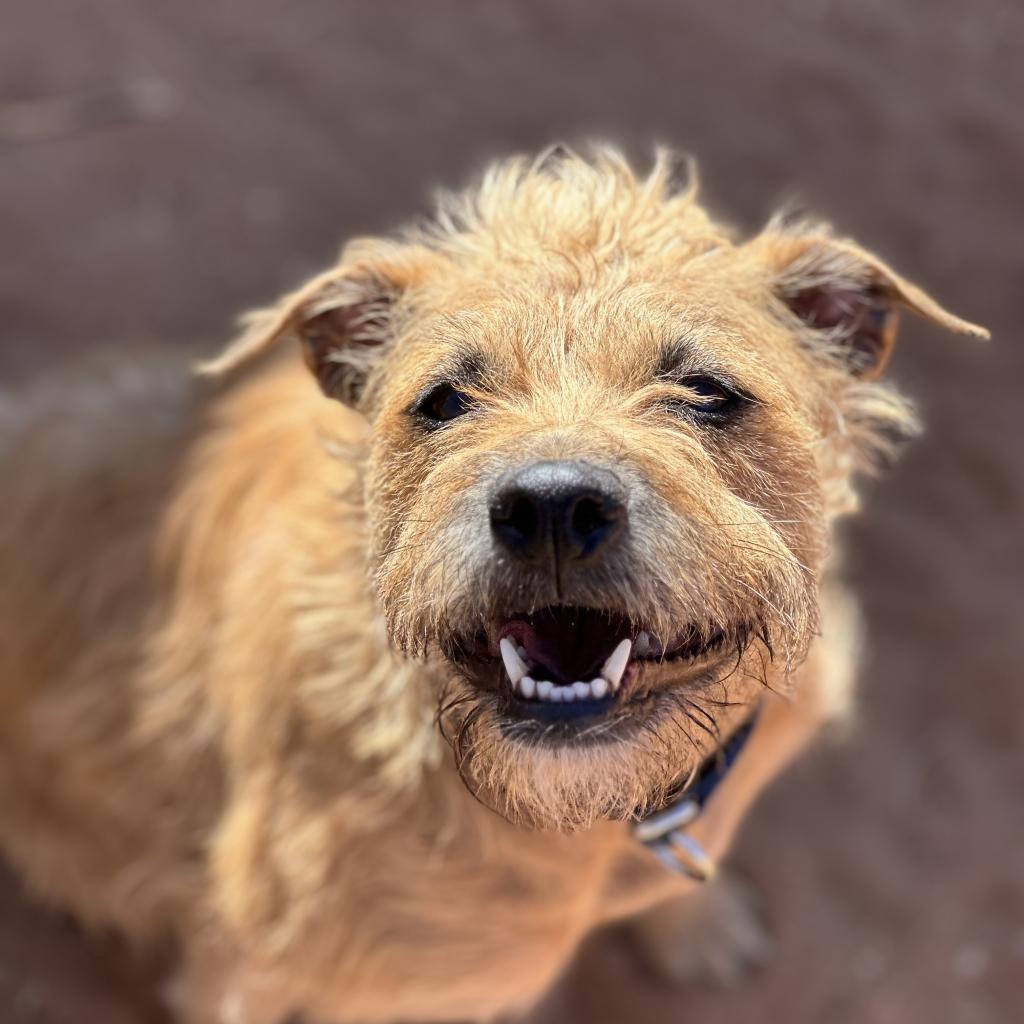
[500,607,629,685]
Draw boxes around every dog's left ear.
[200,242,435,406]
[749,225,989,379]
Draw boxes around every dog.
[0,148,986,1023]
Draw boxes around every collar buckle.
[631,712,759,883]
[631,798,716,882]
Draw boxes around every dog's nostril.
[500,494,540,543]
[565,493,623,560]
[570,496,608,540]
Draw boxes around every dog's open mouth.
[455,606,731,722]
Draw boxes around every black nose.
[489,461,626,566]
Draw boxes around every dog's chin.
[439,691,708,832]
[436,606,763,831]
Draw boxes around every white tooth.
[549,686,564,702]
[536,680,554,701]
[602,638,632,688]
[573,681,591,700]
[635,631,651,657]
[519,676,536,699]
[560,686,576,702]
[516,645,528,659]
[591,677,609,699]
[499,637,528,685]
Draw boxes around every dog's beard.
[411,549,819,831]
[435,660,765,832]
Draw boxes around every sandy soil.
[1,1,1021,1021]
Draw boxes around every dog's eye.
[414,382,475,424]
[675,376,739,417]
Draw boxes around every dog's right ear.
[199,243,434,406]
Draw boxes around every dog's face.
[211,151,985,829]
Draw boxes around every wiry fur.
[0,148,985,1023]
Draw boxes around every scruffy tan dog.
[0,149,985,1023]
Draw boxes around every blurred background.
[1,1,1021,1021]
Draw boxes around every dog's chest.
[310,817,636,1020]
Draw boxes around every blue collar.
[632,714,758,881]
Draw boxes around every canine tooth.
[499,637,528,685]
[536,680,554,701]
[602,639,632,688]
[519,676,536,699]
[590,677,609,699]
[573,681,591,700]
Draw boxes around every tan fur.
[0,149,985,1023]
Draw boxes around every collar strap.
[631,713,758,882]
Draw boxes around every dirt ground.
[1,1,1022,1021]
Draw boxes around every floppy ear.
[200,242,433,405]
[750,223,989,379]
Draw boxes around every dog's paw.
[627,875,772,988]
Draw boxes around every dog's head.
[208,149,985,829]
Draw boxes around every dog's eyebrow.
[654,337,706,380]
[453,349,489,383]
[427,348,491,389]
[654,337,757,400]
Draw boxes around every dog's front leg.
[625,872,771,987]
[602,670,833,986]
